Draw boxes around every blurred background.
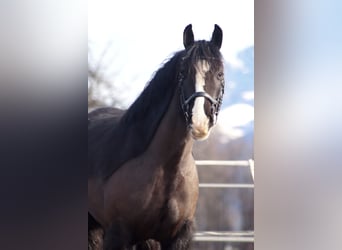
[1,1,341,250]
[88,0,254,249]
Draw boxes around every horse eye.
[217,72,224,79]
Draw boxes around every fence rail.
[194,160,254,243]
[195,160,251,167]
[199,183,254,188]
[194,231,254,243]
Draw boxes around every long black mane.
[88,51,185,179]
[88,41,223,179]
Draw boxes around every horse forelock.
[184,40,223,74]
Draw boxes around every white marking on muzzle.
[191,60,210,140]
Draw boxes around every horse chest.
[103,155,199,240]
[147,166,198,238]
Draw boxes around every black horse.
[88,24,225,250]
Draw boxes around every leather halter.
[178,57,225,127]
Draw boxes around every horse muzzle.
[190,120,210,141]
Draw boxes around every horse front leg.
[161,220,194,250]
[135,239,161,250]
[88,213,104,250]
[104,222,133,250]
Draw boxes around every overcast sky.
[88,0,254,65]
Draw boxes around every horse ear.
[211,24,223,50]
[183,24,194,49]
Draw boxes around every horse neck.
[145,87,193,165]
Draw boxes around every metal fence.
[193,160,254,243]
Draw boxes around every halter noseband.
[178,57,225,127]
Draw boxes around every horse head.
[180,24,225,140]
